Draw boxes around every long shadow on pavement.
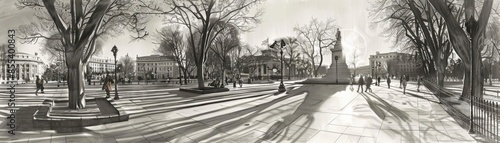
[258,84,348,143]
[95,85,305,142]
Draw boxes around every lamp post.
[469,37,474,133]
[271,40,287,92]
[111,45,119,100]
[335,56,338,83]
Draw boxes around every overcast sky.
[0,0,394,67]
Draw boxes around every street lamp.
[270,40,286,92]
[335,56,339,83]
[111,45,119,100]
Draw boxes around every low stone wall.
[32,98,129,132]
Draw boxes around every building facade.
[253,49,298,80]
[88,56,115,73]
[369,51,420,78]
[351,65,371,77]
[87,56,115,80]
[136,55,179,80]
[0,52,44,84]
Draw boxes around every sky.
[0,0,395,67]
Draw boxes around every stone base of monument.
[32,98,129,132]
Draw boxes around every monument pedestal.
[298,62,351,84]
[297,28,351,84]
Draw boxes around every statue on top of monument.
[336,28,341,41]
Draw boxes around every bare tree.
[275,37,300,80]
[17,0,147,109]
[138,0,264,88]
[294,18,338,77]
[210,23,240,87]
[429,0,494,99]
[119,54,134,79]
[155,25,191,84]
[371,0,454,87]
[349,47,361,76]
[238,45,261,79]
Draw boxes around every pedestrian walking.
[365,75,373,92]
[417,76,421,92]
[87,76,92,85]
[102,73,114,98]
[238,78,243,88]
[377,77,381,86]
[35,76,47,95]
[40,76,47,93]
[402,75,408,94]
[387,76,391,89]
[357,75,365,93]
[399,75,403,88]
[349,74,353,85]
[35,76,40,95]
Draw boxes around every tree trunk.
[459,69,471,100]
[288,63,292,80]
[472,39,484,98]
[221,66,225,88]
[196,62,205,88]
[436,70,445,97]
[66,54,86,109]
[182,69,188,85]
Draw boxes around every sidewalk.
[1,82,477,142]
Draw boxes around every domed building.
[1,52,44,84]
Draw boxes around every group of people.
[353,74,423,95]
[355,75,375,93]
[209,77,243,88]
[34,72,116,98]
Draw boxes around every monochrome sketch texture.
[1,0,500,143]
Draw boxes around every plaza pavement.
[0,80,478,143]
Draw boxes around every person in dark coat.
[377,77,381,86]
[387,76,391,89]
[402,75,408,94]
[399,75,403,88]
[365,75,373,92]
[102,72,114,98]
[35,76,41,95]
[357,75,365,93]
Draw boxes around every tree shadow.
[91,85,306,142]
[403,90,441,104]
[258,84,348,142]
